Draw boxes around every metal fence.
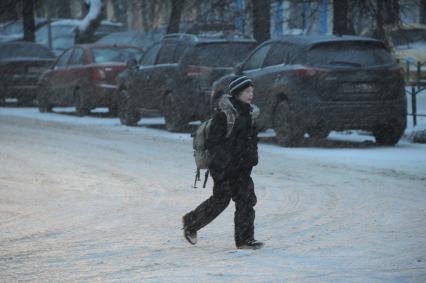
[405,61,426,127]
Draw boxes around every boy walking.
[183,76,263,250]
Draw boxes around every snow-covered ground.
[1,108,426,282]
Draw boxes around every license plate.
[28,66,46,73]
[342,83,377,93]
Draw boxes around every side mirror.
[127,59,138,72]
[234,62,243,75]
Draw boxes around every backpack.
[192,95,260,188]
[192,110,236,188]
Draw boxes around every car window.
[263,43,286,67]
[141,43,160,65]
[173,42,188,62]
[55,48,74,68]
[156,41,177,64]
[68,48,85,66]
[283,44,304,65]
[183,42,256,67]
[91,47,144,63]
[242,44,272,71]
[308,43,396,67]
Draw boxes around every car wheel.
[109,104,118,116]
[163,93,187,132]
[117,89,140,126]
[373,124,404,146]
[37,86,52,113]
[74,89,89,117]
[273,100,304,147]
[307,127,330,139]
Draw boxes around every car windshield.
[307,43,396,67]
[52,35,75,53]
[0,43,54,60]
[389,29,426,46]
[188,42,255,67]
[98,33,145,46]
[91,47,143,63]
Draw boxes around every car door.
[257,43,289,109]
[46,48,74,105]
[147,40,181,109]
[239,43,273,106]
[66,47,86,104]
[132,42,161,111]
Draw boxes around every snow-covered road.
[1,108,425,282]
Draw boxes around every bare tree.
[110,0,128,28]
[76,0,104,43]
[421,0,426,24]
[0,0,19,22]
[252,0,271,43]
[49,0,71,18]
[23,0,36,42]
[333,0,355,35]
[167,0,185,33]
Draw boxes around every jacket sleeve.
[240,125,259,168]
[206,112,231,171]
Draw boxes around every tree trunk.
[252,0,271,43]
[111,0,128,28]
[167,0,185,34]
[333,0,354,35]
[53,0,71,18]
[420,0,426,24]
[22,0,36,42]
[76,0,104,43]
[0,0,18,22]
[374,0,400,48]
[383,0,400,26]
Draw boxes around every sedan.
[37,44,144,116]
[0,41,55,105]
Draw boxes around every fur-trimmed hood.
[218,95,260,120]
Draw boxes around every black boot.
[182,216,197,245]
[237,239,264,250]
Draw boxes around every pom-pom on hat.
[229,75,253,96]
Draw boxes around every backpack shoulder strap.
[221,108,237,138]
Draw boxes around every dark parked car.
[116,33,257,131]
[211,35,407,146]
[0,41,55,105]
[37,44,144,116]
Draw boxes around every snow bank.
[78,0,103,32]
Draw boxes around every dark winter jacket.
[206,96,259,178]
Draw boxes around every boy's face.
[236,86,254,104]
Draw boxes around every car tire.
[273,100,304,147]
[109,104,118,116]
[373,124,404,146]
[74,89,89,117]
[117,89,140,126]
[308,127,330,140]
[163,93,187,132]
[37,86,52,113]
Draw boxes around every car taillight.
[295,67,328,77]
[186,65,212,77]
[92,69,106,81]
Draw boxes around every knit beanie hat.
[229,75,253,96]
